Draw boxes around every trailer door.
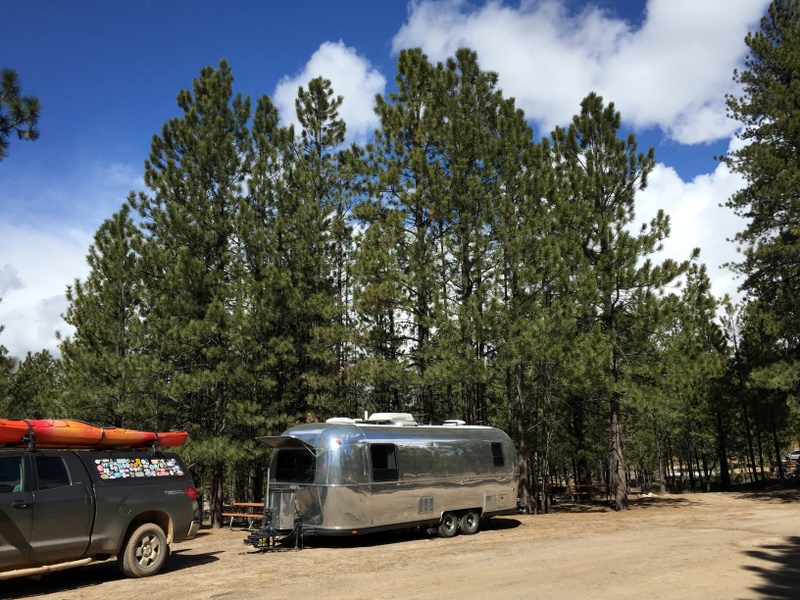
[257,436,318,483]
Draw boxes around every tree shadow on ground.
[741,535,800,599]
[735,488,800,504]
[551,495,698,514]
[0,550,223,600]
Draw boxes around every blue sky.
[0,0,770,358]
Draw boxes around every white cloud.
[0,161,140,359]
[394,0,768,141]
[273,41,387,144]
[635,154,747,302]
[0,222,91,358]
[0,265,24,297]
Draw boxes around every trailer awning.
[255,435,317,454]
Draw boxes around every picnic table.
[221,502,265,529]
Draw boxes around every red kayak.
[26,419,109,446]
[0,419,29,445]
[0,419,188,449]
[155,431,189,447]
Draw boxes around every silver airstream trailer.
[247,413,518,547]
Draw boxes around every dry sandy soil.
[3,489,800,600]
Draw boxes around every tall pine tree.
[552,93,691,510]
[357,48,442,418]
[131,59,251,527]
[724,0,800,397]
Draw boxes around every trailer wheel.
[438,512,459,538]
[459,510,480,535]
[118,522,168,577]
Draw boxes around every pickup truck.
[0,448,201,580]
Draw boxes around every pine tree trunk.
[571,395,592,502]
[211,383,226,528]
[514,363,532,513]
[736,359,760,487]
[248,460,263,504]
[771,408,784,482]
[686,444,697,491]
[754,409,766,484]
[610,392,628,510]
[716,409,731,489]
[211,461,224,528]
[657,433,667,495]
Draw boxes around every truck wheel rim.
[137,535,159,566]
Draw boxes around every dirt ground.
[3,489,800,600]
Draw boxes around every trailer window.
[274,449,316,483]
[491,442,505,467]
[371,444,398,482]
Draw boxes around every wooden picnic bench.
[222,502,265,529]
[565,483,610,503]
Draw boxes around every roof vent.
[443,419,467,426]
[367,412,417,426]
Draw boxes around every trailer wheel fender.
[458,510,480,535]
[438,512,459,538]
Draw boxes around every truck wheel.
[459,510,480,535]
[438,512,459,538]
[118,523,168,577]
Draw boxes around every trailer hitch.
[244,508,304,552]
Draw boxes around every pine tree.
[0,68,40,161]
[0,308,18,414]
[426,48,508,424]
[356,48,441,418]
[131,59,252,527]
[8,350,63,418]
[287,76,350,419]
[239,93,294,431]
[724,0,800,395]
[552,93,691,510]
[60,203,153,427]
[721,299,796,485]
[644,265,726,492]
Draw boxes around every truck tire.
[459,510,480,535]
[438,512,459,538]
[118,522,168,577]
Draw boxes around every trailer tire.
[438,512,459,538]
[459,510,480,535]
[118,522,168,578]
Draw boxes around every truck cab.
[0,451,95,569]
